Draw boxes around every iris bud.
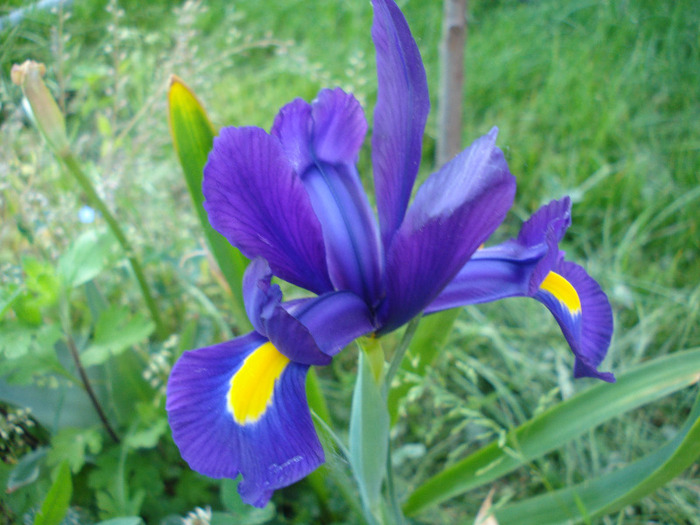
[11,60,69,156]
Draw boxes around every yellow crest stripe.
[228,342,290,425]
[540,271,581,313]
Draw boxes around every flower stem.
[385,442,404,525]
[60,152,166,340]
[382,316,422,525]
[383,317,422,399]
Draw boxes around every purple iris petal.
[272,88,367,173]
[535,258,615,382]
[311,88,368,165]
[379,129,516,332]
[243,257,283,335]
[203,126,332,295]
[166,332,324,508]
[427,199,614,381]
[424,242,547,313]
[518,197,572,294]
[272,89,384,307]
[286,291,375,356]
[371,0,430,249]
[242,258,331,366]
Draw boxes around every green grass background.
[1,0,698,523]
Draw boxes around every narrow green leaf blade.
[410,310,461,375]
[349,350,390,514]
[7,447,47,492]
[494,390,700,524]
[34,461,72,525]
[404,349,700,515]
[305,368,332,505]
[167,75,249,330]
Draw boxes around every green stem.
[382,316,422,525]
[385,443,404,525]
[383,317,422,398]
[60,152,166,340]
[59,296,120,443]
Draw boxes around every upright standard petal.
[273,90,384,307]
[166,333,324,507]
[272,88,367,174]
[203,126,332,294]
[371,0,430,249]
[379,129,516,332]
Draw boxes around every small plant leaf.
[404,349,700,515]
[58,228,118,288]
[81,305,154,368]
[47,427,103,473]
[7,447,48,493]
[34,461,72,525]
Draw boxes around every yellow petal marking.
[228,342,290,425]
[540,271,581,314]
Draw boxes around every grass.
[1,0,699,523]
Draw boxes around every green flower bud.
[11,60,69,156]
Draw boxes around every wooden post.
[436,0,467,166]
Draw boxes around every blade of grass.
[403,348,700,515]
[494,389,700,524]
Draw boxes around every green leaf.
[58,228,118,288]
[167,75,249,330]
[494,390,700,524]
[0,375,100,430]
[0,322,34,360]
[13,258,61,324]
[7,447,48,493]
[305,368,331,505]
[349,350,390,516]
[34,461,72,525]
[47,427,103,473]
[81,305,154,367]
[106,352,156,426]
[220,478,276,523]
[23,257,61,306]
[403,349,700,516]
[0,283,23,319]
[0,323,62,383]
[95,518,144,525]
[124,418,168,449]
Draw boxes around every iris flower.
[166,0,614,507]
